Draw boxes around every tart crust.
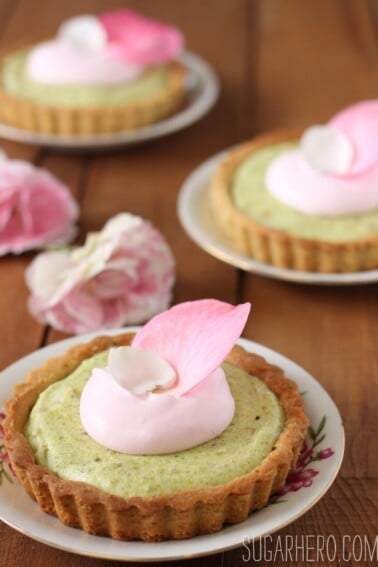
[0,45,187,135]
[210,131,378,273]
[4,334,308,541]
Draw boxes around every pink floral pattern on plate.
[0,412,14,484]
[271,415,335,503]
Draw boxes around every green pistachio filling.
[1,49,171,108]
[232,142,378,242]
[25,351,284,498]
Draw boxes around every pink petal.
[100,10,184,65]
[0,194,16,230]
[45,303,83,335]
[0,161,79,256]
[132,300,251,395]
[61,288,104,333]
[330,100,378,175]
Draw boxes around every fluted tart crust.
[0,45,187,136]
[4,333,308,541]
[210,131,378,273]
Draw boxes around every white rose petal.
[300,125,354,175]
[25,250,71,301]
[58,15,107,53]
[102,213,143,240]
[108,346,177,395]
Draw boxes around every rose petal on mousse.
[132,299,251,396]
[108,346,176,395]
[300,125,354,175]
[100,9,184,65]
[330,100,378,175]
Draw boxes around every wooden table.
[0,1,377,566]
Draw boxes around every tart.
[210,101,378,273]
[3,301,308,541]
[0,11,187,135]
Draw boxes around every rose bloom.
[0,153,78,255]
[26,214,175,335]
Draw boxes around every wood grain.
[249,0,378,132]
[0,1,377,566]
[225,479,378,567]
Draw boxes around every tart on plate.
[3,300,308,541]
[210,101,378,273]
[0,10,187,135]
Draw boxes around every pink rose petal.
[330,100,378,176]
[132,300,251,395]
[100,9,184,65]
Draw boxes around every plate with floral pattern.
[0,330,344,562]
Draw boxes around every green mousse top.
[25,351,284,498]
[1,49,171,108]
[232,142,378,242]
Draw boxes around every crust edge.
[209,131,378,273]
[0,44,187,135]
[4,334,309,541]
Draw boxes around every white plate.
[178,152,378,285]
[0,51,219,150]
[0,329,344,562]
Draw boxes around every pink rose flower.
[0,153,79,256]
[100,10,184,65]
[25,213,175,335]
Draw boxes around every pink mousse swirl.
[266,100,378,216]
[27,40,142,87]
[80,300,251,455]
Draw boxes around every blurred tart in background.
[0,10,187,135]
[210,101,378,273]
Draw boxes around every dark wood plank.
[225,479,378,567]
[250,0,378,132]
